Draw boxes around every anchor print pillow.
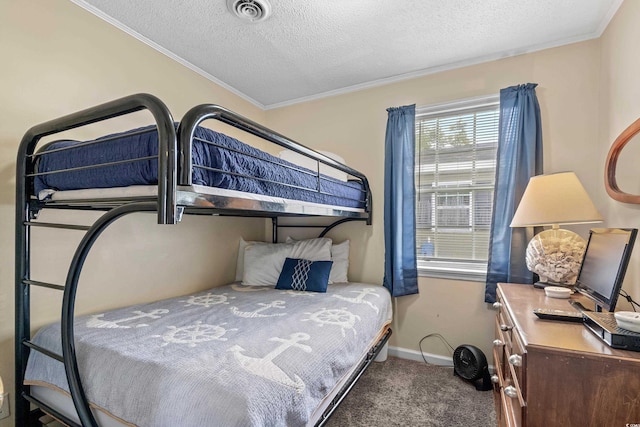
[275,258,333,293]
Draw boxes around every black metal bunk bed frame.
[15,93,389,426]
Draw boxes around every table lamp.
[510,172,603,287]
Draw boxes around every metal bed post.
[272,217,278,243]
[15,127,33,426]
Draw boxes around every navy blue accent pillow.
[275,258,333,293]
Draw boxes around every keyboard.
[588,312,624,331]
[582,311,640,351]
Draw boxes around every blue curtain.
[485,84,543,303]
[383,104,419,297]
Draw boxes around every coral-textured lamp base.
[525,229,587,286]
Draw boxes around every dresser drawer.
[504,327,526,405]
[494,288,526,426]
[500,381,524,427]
[493,316,506,376]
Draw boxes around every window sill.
[417,266,487,282]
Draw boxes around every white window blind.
[415,96,499,281]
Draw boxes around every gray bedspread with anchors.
[25,282,392,427]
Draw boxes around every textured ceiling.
[73,0,622,109]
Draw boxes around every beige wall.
[599,0,640,306]
[2,0,640,425]
[266,40,606,359]
[0,1,268,425]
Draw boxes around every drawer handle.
[491,374,500,384]
[509,354,523,367]
[492,339,503,347]
[504,385,518,399]
[493,302,502,309]
[500,324,512,332]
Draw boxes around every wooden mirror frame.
[605,117,640,204]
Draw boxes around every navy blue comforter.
[34,125,365,208]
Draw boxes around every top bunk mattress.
[34,125,366,209]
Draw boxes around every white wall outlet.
[0,393,10,420]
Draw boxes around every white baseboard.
[387,346,454,366]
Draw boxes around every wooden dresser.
[492,282,640,427]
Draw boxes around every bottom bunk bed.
[24,282,392,426]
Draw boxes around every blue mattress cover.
[34,125,365,209]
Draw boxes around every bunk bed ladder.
[15,220,90,426]
[16,203,158,426]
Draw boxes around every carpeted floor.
[326,356,496,427]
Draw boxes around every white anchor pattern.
[86,309,169,329]
[229,332,312,393]
[230,300,287,318]
[333,288,380,313]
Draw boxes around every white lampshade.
[510,172,603,227]
[510,172,603,286]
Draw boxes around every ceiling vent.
[227,0,272,23]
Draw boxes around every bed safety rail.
[17,93,177,224]
[178,104,372,223]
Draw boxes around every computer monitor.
[574,228,637,312]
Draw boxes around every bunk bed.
[15,94,391,427]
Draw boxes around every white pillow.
[278,149,348,182]
[235,237,254,282]
[329,240,350,283]
[286,237,350,284]
[242,238,332,286]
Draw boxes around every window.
[415,95,499,281]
